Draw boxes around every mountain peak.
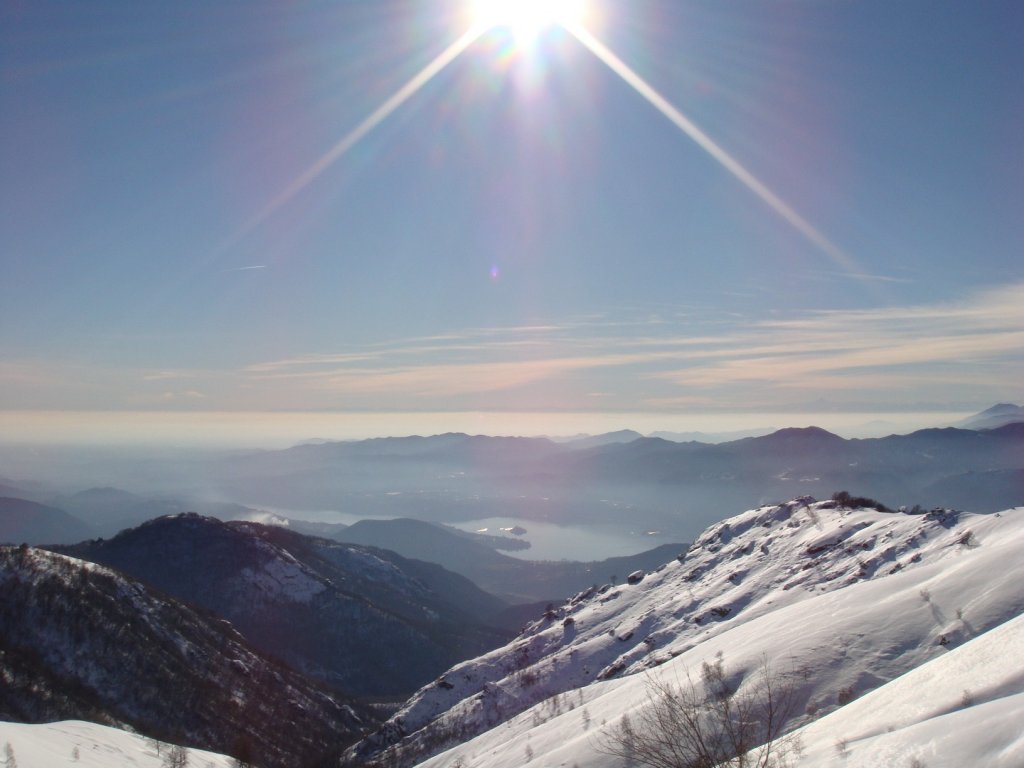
[770,425,843,439]
[980,402,1021,414]
[740,426,846,447]
[957,402,1024,430]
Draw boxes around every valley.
[0,406,1022,767]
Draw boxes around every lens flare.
[226,3,855,279]
[563,22,858,275]
[471,0,587,41]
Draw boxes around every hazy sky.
[2,0,1021,438]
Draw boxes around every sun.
[470,0,587,42]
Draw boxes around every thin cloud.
[654,284,1024,395]
[234,282,1023,409]
[5,284,1019,413]
[285,354,654,399]
[220,265,267,273]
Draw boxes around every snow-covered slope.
[0,721,234,768]
[792,612,1024,767]
[345,497,1024,767]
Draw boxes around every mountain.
[56,514,512,696]
[50,487,184,537]
[212,426,1024,547]
[561,430,644,448]
[0,545,367,768]
[333,517,683,605]
[923,467,1024,512]
[0,497,94,545]
[346,497,1024,767]
[956,402,1024,430]
[649,427,775,443]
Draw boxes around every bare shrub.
[836,685,857,706]
[834,738,850,759]
[598,654,801,768]
[831,491,891,513]
[164,744,189,768]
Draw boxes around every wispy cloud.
[3,284,1020,413]
[236,282,1022,409]
[293,354,651,398]
[652,284,1024,397]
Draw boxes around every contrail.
[224,26,482,249]
[565,23,859,275]
[220,265,267,272]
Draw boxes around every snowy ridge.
[346,497,1024,766]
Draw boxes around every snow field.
[0,721,234,768]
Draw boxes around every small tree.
[599,655,801,768]
[3,742,16,768]
[164,744,189,768]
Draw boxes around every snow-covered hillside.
[0,721,234,768]
[792,612,1024,767]
[344,497,1024,767]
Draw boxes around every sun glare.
[471,0,586,41]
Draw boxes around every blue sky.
[1,0,1021,439]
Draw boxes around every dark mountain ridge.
[56,514,512,697]
[0,545,367,768]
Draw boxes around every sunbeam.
[226,7,855,278]
[224,26,481,249]
[565,23,860,276]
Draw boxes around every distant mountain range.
[212,410,1024,542]
[3,404,1021,551]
